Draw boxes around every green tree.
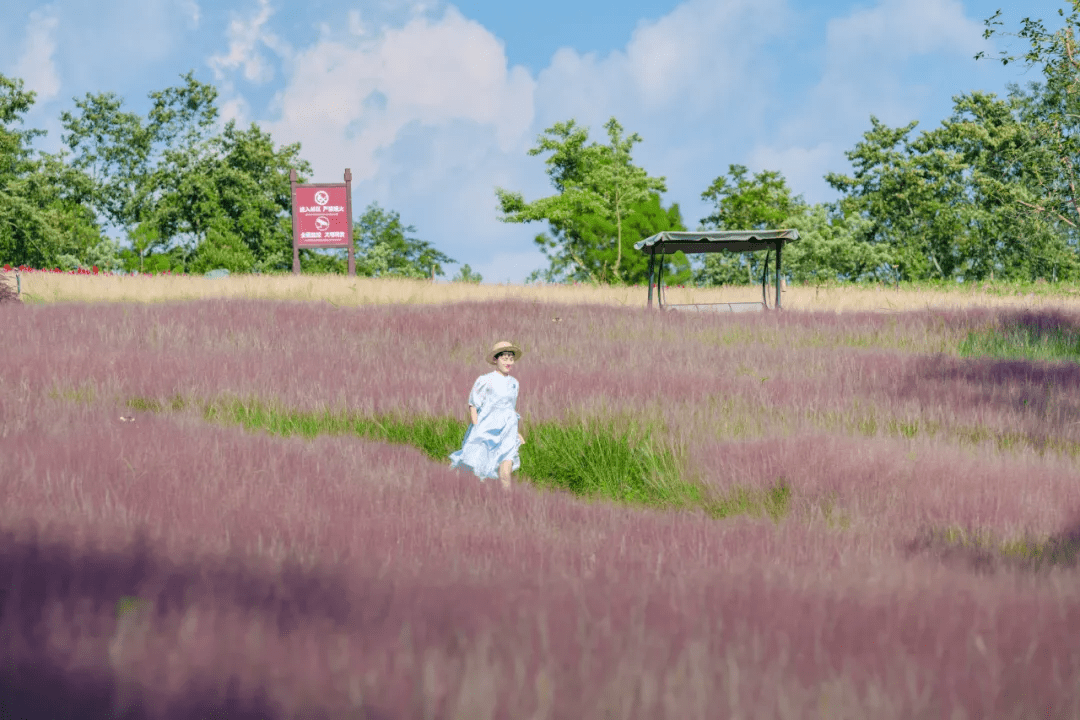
[497,117,677,284]
[696,165,806,286]
[700,164,801,229]
[188,218,256,274]
[978,2,1080,229]
[781,202,890,283]
[62,73,313,273]
[527,192,690,285]
[933,90,1076,280]
[61,72,218,240]
[0,78,55,266]
[353,202,455,278]
[0,74,102,268]
[453,263,483,283]
[825,117,983,281]
[972,5,1080,279]
[695,164,895,285]
[124,222,164,272]
[619,192,690,285]
[151,120,310,273]
[829,96,1078,282]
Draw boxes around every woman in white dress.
[449,341,526,488]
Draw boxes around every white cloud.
[177,0,200,27]
[208,0,285,84]
[826,0,986,61]
[746,143,836,203]
[811,0,988,123]
[347,9,365,37]
[624,0,787,110]
[13,6,61,101]
[265,6,535,182]
[534,0,787,129]
[218,90,250,125]
[744,0,995,203]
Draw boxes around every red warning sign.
[293,185,350,248]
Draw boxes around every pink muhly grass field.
[4,299,1080,717]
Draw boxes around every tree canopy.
[490,4,1080,287]
[0,72,452,277]
[497,118,688,285]
[696,164,804,286]
[352,202,455,279]
[0,75,103,270]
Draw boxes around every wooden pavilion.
[634,230,800,311]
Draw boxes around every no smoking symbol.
[314,190,330,206]
[315,216,330,231]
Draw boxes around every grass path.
[129,395,794,520]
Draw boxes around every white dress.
[449,371,521,480]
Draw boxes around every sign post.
[290,169,354,276]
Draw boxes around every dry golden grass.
[8,270,1080,312]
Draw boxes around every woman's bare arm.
[469,405,478,425]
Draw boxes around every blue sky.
[2,0,1065,282]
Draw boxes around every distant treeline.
[0,72,463,281]
[495,2,1080,286]
[2,5,1077,284]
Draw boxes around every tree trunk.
[568,245,600,285]
[929,251,945,279]
[612,187,623,282]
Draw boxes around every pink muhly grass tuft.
[689,433,1080,538]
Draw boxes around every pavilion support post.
[647,250,656,309]
[345,168,355,277]
[775,240,783,310]
[290,169,300,275]
[761,250,770,308]
[656,254,665,308]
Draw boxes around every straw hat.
[486,340,523,365]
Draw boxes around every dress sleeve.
[468,375,488,410]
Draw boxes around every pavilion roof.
[635,229,800,254]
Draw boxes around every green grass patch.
[1001,534,1080,568]
[916,526,1080,571]
[960,324,1080,364]
[702,480,791,521]
[127,396,793,520]
[128,395,188,413]
[115,596,151,619]
[47,383,97,404]
[807,401,1080,459]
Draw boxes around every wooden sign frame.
[290,168,355,276]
